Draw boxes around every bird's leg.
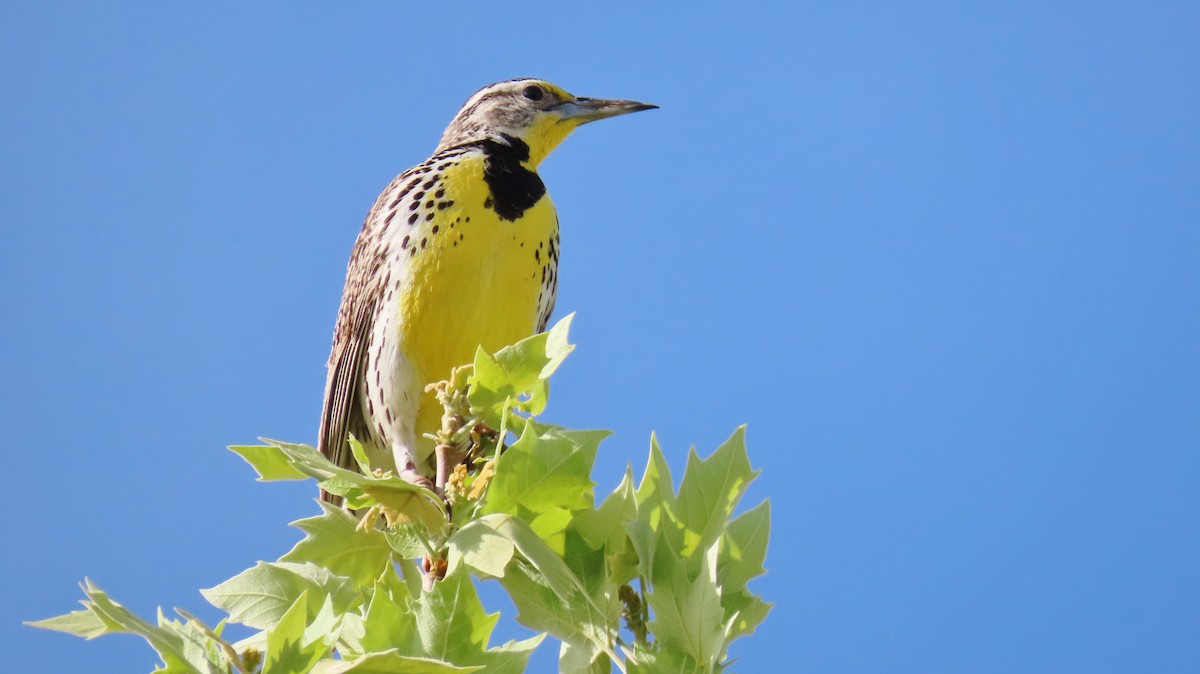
[397,463,435,491]
[426,374,473,497]
[434,440,467,496]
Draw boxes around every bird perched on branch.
[319,79,656,501]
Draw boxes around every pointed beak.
[556,96,658,124]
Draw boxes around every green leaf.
[572,470,639,587]
[303,594,344,650]
[625,644,700,674]
[356,568,417,655]
[280,503,394,588]
[627,437,684,584]
[718,500,770,592]
[26,606,107,639]
[384,526,429,561]
[628,428,772,667]
[162,610,241,674]
[263,591,328,674]
[633,435,683,560]
[411,567,496,663]
[573,469,635,550]
[244,438,446,533]
[716,500,773,644]
[675,426,758,559]
[258,439,352,482]
[722,590,772,642]
[538,313,576,379]
[560,638,612,674]
[411,565,544,674]
[527,506,573,554]
[201,562,358,631]
[635,434,677,511]
[249,439,447,530]
[348,435,373,473]
[27,579,237,673]
[559,531,615,627]
[396,557,425,599]
[229,444,308,481]
[363,485,447,534]
[484,636,549,674]
[449,515,618,664]
[644,541,724,671]
[448,524,515,580]
[484,422,607,516]
[468,315,575,424]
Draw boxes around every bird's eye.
[522,85,545,101]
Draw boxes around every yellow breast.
[398,154,558,447]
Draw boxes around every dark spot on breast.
[435,189,445,198]
[421,238,427,248]
[432,225,439,233]
[425,212,434,221]
[408,213,419,225]
[402,234,410,247]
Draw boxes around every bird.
[318,78,656,501]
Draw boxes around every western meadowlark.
[319,78,655,499]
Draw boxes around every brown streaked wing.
[318,284,377,504]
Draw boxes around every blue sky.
[3,2,1198,672]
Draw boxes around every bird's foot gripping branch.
[30,316,772,674]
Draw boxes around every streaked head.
[435,78,656,165]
